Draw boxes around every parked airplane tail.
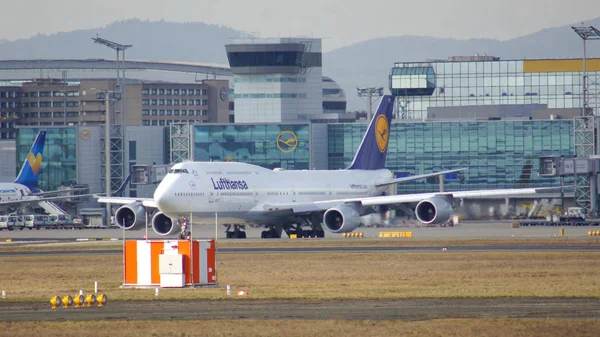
[14,131,46,189]
[347,95,395,170]
[113,172,133,197]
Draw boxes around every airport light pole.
[97,90,120,226]
[571,25,600,116]
[93,37,131,216]
[357,87,384,120]
[92,36,132,124]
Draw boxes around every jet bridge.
[131,164,171,185]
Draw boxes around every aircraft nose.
[154,182,172,212]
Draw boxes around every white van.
[24,214,49,230]
[0,216,9,230]
[48,214,72,228]
[7,215,25,230]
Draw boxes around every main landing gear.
[225,224,247,239]
[285,215,325,238]
[261,226,282,239]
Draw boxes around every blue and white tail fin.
[113,172,133,197]
[14,131,46,189]
[347,95,394,170]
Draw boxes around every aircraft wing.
[0,194,93,207]
[96,196,157,208]
[33,187,90,197]
[261,187,558,215]
[375,168,467,187]
[357,187,557,206]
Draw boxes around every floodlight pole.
[93,37,132,214]
[357,87,384,120]
[92,36,132,124]
[97,90,119,226]
[571,25,600,216]
[104,93,111,205]
[571,25,600,116]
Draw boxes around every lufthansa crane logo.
[79,129,91,140]
[375,115,389,153]
[276,131,298,153]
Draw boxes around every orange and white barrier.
[123,239,216,287]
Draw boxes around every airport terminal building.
[1,52,594,219]
[6,114,573,217]
[390,55,600,119]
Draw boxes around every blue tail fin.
[113,172,133,197]
[14,131,46,189]
[347,95,394,170]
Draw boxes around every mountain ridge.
[1,18,600,110]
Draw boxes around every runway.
[0,220,597,241]
[2,221,598,256]
[1,298,599,322]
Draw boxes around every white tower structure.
[226,38,323,122]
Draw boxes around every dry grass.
[1,251,599,301]
[1,319,600,337]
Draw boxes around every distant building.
[0,59,233,139]
[322,76,346,113]
[0,78,230,139]
[225,38,323,123]
[390,55,600,119]
[140,80,230,126]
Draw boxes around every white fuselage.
[153,162,393,225]
[0,183,32,212]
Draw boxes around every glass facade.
[16,127,77,191]
[389,65,436,96]
[328,120,574,193]
[390,58,600,119]
[227,51,322,68]
[193,124,310,170]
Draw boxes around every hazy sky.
[2,0,600,51]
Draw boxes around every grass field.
[1,242,599,336]
[1,319,600,337]
[0,248,599,300]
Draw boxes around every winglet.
[14,131,46,189]
[347,95,394,170]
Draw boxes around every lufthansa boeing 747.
[98,95,555,238]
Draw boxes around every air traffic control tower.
[225,38,323,123]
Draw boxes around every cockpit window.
[168,169,189,174]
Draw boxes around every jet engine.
[114,203,146,230]
[415,196,453,224]
[151,212,181,236]
[323,204,361,233]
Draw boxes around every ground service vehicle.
[0,215,9,230]
[7,215,24,230]
[24,214,49,229]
